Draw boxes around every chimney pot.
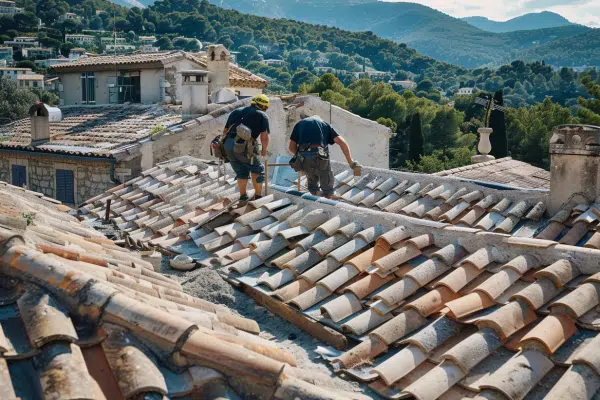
[29,103,51,145]
[549,124,600,213]
[181,70,210,116]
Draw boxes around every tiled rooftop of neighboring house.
[81,156,600,400]
[434,157,551,190]
[50,50,267,89]
[0,180,359,399]
[0,104,183,157]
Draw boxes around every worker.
[289,114,358,198]
[223,94,270,205]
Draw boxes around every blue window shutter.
[56,169,75,204]
[11,165,26,187]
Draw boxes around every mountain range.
[122,0,599,69]
[461,11,573,33]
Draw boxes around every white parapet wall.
[141,95,393,169]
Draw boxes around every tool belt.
[233,122,257,161]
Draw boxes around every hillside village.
[0,0,600,399]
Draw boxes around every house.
[65,34,96,46]
[457,87,475,95]
[81,123,600,400]
[140,44,160,53]
[104,44,136,53]
[390,80,417,90]
[0,0,16,15]
[0,103,184,204]
[21,47,54,59]
[34,58,72,68]
[58,12,80,22]
[69,47,86,59]
[261,59,287,67]
[17,74,44,89]
[0,46,13,62]
[3,36,39,48]
[138,35,157,44]
[101,36,126,45]
[0,66,33,80]
[50,47,267,106]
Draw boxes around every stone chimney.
[181,70,209,116]
[549,125,600,213]
[29,103,50,145]
[206,44,230,93]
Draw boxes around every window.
[11,165,26,187]
[81,72,95,104]
[56,169,75,204]
[33,81,38,87]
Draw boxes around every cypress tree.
[489,90,508,158]
[409,112,424,163]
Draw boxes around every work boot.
[238,194,249,207]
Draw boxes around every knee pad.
[256,175,265,183]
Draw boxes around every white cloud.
[380,0,599,26]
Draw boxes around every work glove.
[260,154,269,162]
[349,160,360,169]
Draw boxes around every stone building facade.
[0,152,118,205]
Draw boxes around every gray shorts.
[300,152,334,196]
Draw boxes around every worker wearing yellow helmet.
[222,94,271,205]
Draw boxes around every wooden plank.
[241,283,348,351]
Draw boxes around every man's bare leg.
[251,173,262,197]
[237,178,248,198]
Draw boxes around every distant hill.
[513,28,600,67]
[461,12,573,33]
[129,0,596,68]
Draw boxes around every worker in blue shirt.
[289,114,357,198]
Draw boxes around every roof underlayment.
[79,156,600,400]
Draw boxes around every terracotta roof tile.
[76,156,600,399]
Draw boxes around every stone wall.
[0,152,115,204]
[0,158,9,183]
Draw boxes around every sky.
[381,0,600,27]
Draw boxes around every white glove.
[260,154,269,162]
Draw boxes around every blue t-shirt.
[225,105,270,141]
[290,117,339,149]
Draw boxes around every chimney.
[206,44,230,93]
[29,103,50,145]
[549,125,600,214]
[181,70,209,116]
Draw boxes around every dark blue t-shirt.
[290,117,339,149]
[225,105,270,140]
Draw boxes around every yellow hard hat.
[252,94,270,109]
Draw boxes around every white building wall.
[292,96,392,169]
[140,68,163,104]
[142,96,391,169]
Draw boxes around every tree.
[155,37,173,51]
[578,76,600,125]
[291,70,316,92]
[237,45,260,65]
[489,90,508,158]
[409,112,424,163]
[16,60,36,71]
[0,77,39,123]
[369,93,407,128]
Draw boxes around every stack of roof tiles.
[82,157,600,400]
[294,165,600,249]
[0,180,354,400]
[0,104,182,156]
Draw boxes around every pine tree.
[489,90,508,158]
[409,112,424,163]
